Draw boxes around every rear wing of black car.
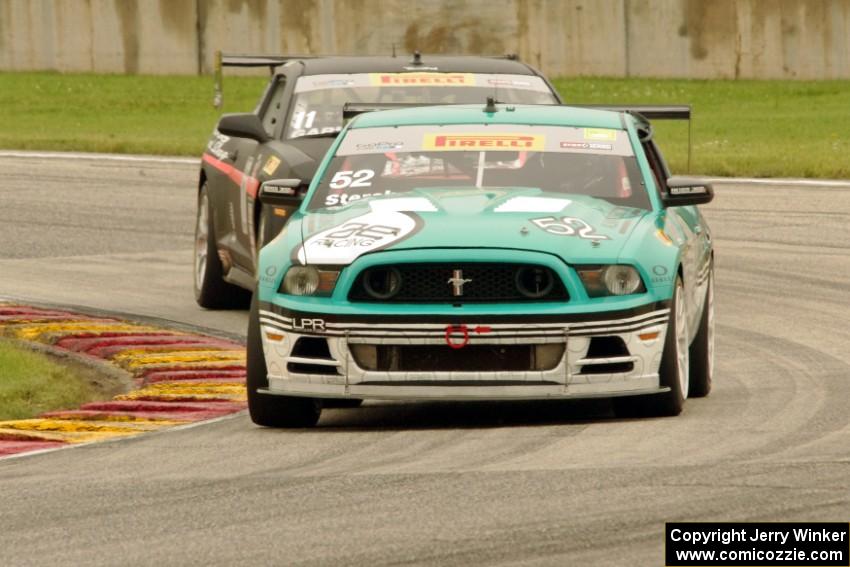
[213,51,319,108]
[212,51,527,109]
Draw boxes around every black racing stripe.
[258,300,671,326]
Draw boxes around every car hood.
[297,188,650,266]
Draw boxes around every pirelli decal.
[370,73,474,86]
[423,133,545,151]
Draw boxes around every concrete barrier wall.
[1,0,848,79]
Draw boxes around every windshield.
[307,124,650,211]
[286,73,557,139]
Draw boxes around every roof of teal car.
[349,104,628,130]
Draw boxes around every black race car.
[194,52,562,308]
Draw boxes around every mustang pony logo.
[424,133,545,151]
[447,269,473,297]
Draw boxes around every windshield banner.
[337,125,634,157]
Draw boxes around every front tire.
[688,264,714,398]
[194,183,250,309]
[246,293,322,428]
[614,275,689,418]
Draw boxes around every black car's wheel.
[246,293,322,428]
[194,184,250,309]
[688,264,714,398]
[614,275,689,418]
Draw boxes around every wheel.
[322,399,364,409]
[194,183,251,309]
[688,263,714,398]
[614,275,689,418]
[246,293,322,428]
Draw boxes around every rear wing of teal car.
[342,102,693,170]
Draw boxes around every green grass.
[553,77,850,178]
[0,72,266,156]
[0,340,120,420]
[1,72,849,178]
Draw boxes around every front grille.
[350,343,565,372]
[348,263,568,303]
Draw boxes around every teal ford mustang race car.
[247,103,715,427]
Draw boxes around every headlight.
[280,266,339,296]
[576,265,646,297]
[603,265,643,295]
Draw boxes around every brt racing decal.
[297,211,423,265]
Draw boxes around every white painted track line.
[0,150,198,165]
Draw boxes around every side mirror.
[217,113,270,143]
[662,177,714,207]
[259,178,307,208]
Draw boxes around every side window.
[260,78,287,138]
[641,141,668,196]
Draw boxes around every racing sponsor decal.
[487,78,532,87]
[493,196,571,213]
[262,155,281,175]
[354,141,404,152]
[297,211,423,264]
[206,131,231,161]
[560,141,613,151]
[423,133,545,151]
[260,265,278,285]
[292,318,326,332]
[370,72,474,86]
[336,125,634,157]
[651,265,673,284]
[583,128,618,142]
[530,216,610,240]
[310,78,356,88]
[325,191,394,207]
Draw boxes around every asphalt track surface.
[1,155,849,566]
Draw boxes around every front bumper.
[257,302,670,401]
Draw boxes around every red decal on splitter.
[444,325,493,349]
[445,325,470,349]
[202,153,260,198]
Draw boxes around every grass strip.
[0,339,122,420]
[1,72,848,178]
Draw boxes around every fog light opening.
[350,344,378,370]
[532,343,566,370]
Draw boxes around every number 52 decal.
[329,169,375,189]
[530,216,610,240]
